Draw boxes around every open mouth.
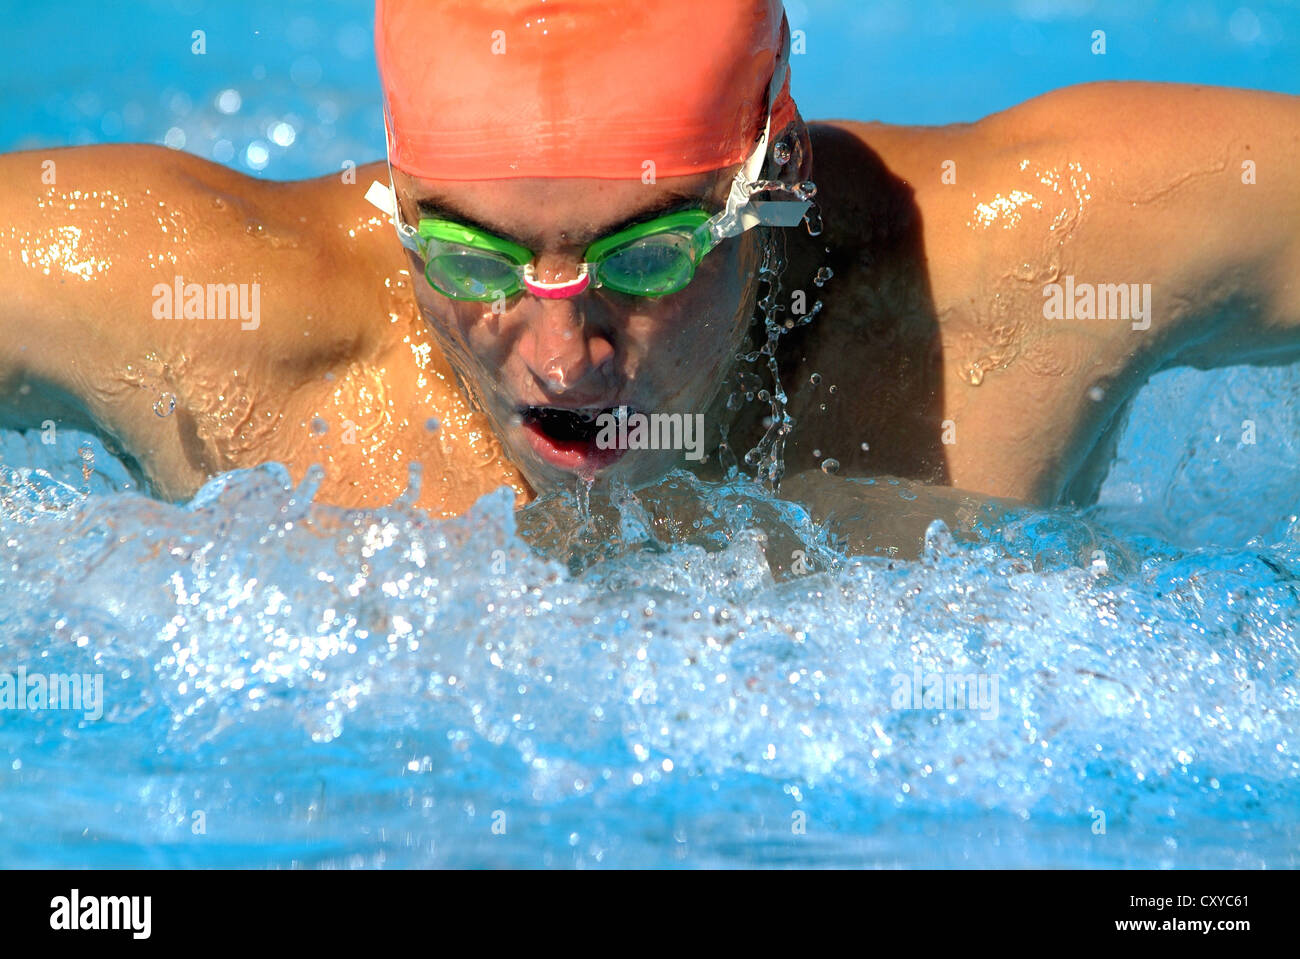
[518,405,630,473]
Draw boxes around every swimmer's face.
[394,166,763,492]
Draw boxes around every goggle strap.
[747,198,812,228]
[708,99,809,243]
[364,179,396,219]
[366,178,426,255]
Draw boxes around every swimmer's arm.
[0,144,262,492]
[825,82,1297,502]
[0,143,391,497]
[973,82,1300,369]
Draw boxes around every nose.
[518,266,615,397]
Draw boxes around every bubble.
[828,384,838,395]
[813,266,834,288]
[1087,386,1105,402]
[215,88,242,115]
[245,141,270,171]
[163,127,186,150]
[154,393,176,417]
[1229,7,1262,43]
[860,442,870,451]
[269,121,297,147]
[336,22,370,60]
[809,373,822,386]
[820,458,838,474]
[425,417,441,432]
[772,139,792,165]
[311,417,328,435]
[167,91,192,116]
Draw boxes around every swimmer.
[1,0,1298,519]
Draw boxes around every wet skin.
[1,82,1298,517]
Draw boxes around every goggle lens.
[594,234,697,297]
[425,249,521,301]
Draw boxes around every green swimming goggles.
[399,208,725,301]
[366,110,812,301]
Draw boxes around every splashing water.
[729,178,830,490]
[0,428,1297,867]
[4,0,1298,871]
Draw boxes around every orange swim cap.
[375,0,798,181]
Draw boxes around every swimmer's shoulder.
[0,144,423,496]
[1,144,410,370]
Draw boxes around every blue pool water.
[2,1,1298,867]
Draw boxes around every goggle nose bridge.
[523,263,591,299]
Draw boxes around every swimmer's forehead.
[403,171,735,249]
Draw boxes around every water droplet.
[772,139,792,165]
[154,393,176,417]
[425,417,441,432]
[78,444,95,487]
[966,364,985,386]
[310,416,328,435]
[809,373,822,386]
[813,266,834,288]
